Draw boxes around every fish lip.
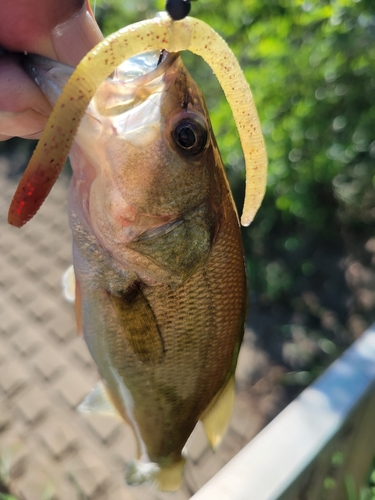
[117,50,180,87]
[21,53,74,105]
[21,51,180,105]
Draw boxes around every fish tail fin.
[200,375,235,450]
[155,457,186,492]
[126,457,186,492]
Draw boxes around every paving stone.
[41,266,65,294]
[32,345,68,382]
[37,416,79,460]
[24,255,50,281]
[8,245,33,266]
[48,179,69,204]
[0,360,29,397]
[130,484,161,500]
[0,336,7,365]
[64,449,111,499]
[0,232,17,254]
[11,327,43,358]
[15,386,51,425]
[56,246,72,268]
[0,265,18,288]
[48,213,70,234]
[26,294,59,323]
[20,223,47,247]
[14,458,54,500]
[85,413,122,445]
[54,369,92,409]
[185,422,209,463]
[106,485,135,500]
[0,435,29,479]
[0,400,12,431]
[0,305,22,337]
[38,235,65,257]
[109,426,138,466]
[10,281,36,307]
[47,311,76,343]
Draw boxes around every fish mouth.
[22,50,180,112]
[22,50,183,145]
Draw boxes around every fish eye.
[171,115,208,156]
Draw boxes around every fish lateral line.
[8,13,267,228]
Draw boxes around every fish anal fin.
[108,284,165,365]
[78,381,121,419]
[200,376,235,450]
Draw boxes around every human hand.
[0,0,103,140]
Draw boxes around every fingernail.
[51,4,103,66]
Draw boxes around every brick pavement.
[0,154,280,499]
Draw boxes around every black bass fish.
[23,50,247,490]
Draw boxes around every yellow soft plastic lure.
[8,13,267,228]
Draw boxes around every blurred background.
[1,0,375,498]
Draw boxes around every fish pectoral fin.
[200,376,235,450]
[61,265,82,336]
[109,285,165,365]
[62,265,76,302]
[78,381,121,419]
[125,457,185,492]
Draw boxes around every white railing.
[191,324,375,500]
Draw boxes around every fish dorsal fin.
[200,376,235,450]
[78,381,121,418]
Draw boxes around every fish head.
[24,51,226,283]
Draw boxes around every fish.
[22,49,248,491]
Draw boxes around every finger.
[0,55,51,140]
[0,0,85,58]
[0,110,46,140]
[0,56,51,115]
[51,2,103,65]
